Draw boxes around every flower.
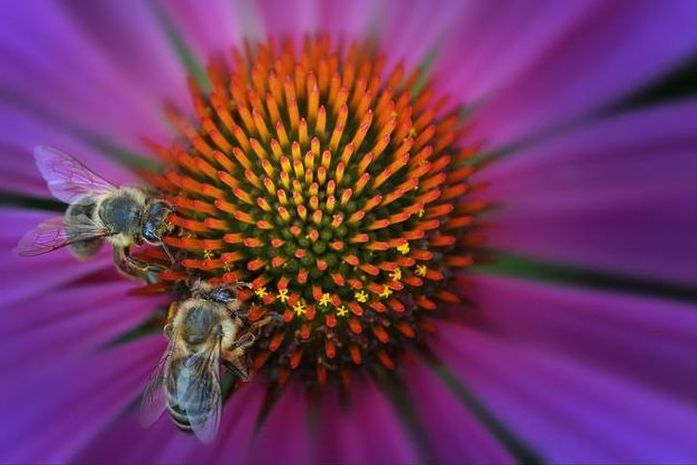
[1,1,697,463]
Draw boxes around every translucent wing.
[176,340,222,443]
[139,338,179,427]
[14,216,110,257]
[34,145,117,204]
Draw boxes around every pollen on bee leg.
[150,35,485,386]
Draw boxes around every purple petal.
[459,275,697,406]
[432,314,697,462]
[73,377,269,464]
[153,0,248,59]
[402,356,516,464]
[0,0,172,147]
[481,100,697,285]
[435,0,599,104]
[0,280,163,374]
[255,0,322,39]
[243,381,312,464]
[0,337,162,463]
[466,0,697,146]
[314,376,421,464]
[365,0,469,71]
[61,0,190,111]
[0,208,115,309]
[0,103,140,198]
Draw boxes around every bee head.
[142,200,173,245]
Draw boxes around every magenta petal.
[432,318,697,462]
[0,1,171,146]
[402,356,515,464]
[482,100,697,285]
[0,103,140,197]
[436,0,599,103]
[313,388,365,463]
[61,0,190,112]
[462,275,697,405]
[0,337,162,463]
[468,0,697,145]
[0,281,163,375]
[73,376,269,464]
[371,0,468,72]
[314,376,421,464]
[0,209,117,309]
[255,0,323,40]
[153,0,246,59]
[243,381,312,464]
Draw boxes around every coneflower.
[143,36,482,386]
[1,1,697,464]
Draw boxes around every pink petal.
[153,0,248,59]
[73,376,270,464]
[435,0,599,104]
[432,315,697,462]
[459,274,697,405]
[0,208,116,309]
[482,100,697,285]
[468,0,697,146]
[243,381,312,464]
[0,103,140,198]
[0,280,163,374]
[314,376,421,464]
[0,0,172,147]
[0,337,162,463]
[62,0,190,112]
[402,355,516,464]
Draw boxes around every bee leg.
[221,346,250,381]
[113,246,144,279]
[225,298,245,314]
[164,301,178,338]
[113,246,162,280]
[231,332,255,349]
[227,281,252,291]
[250,315,273,331]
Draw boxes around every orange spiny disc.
[152,35,485,385]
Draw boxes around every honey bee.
[139,281,268,442]
[15,146,174,279]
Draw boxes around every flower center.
[146,36,483,386]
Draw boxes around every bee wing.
[14,215,110,257]
[34,145,117,204]
[176,339,223,443]
[139,338,179,427]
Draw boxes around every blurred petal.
[61,0,189,110]
[153,0,249,59]
[369,0,468,71]
[461,275,697,405]
[255,0,323,40]
[0,337,161,463]
[401,356,516,464]
[432,318,697,463]
[0,208,114,309]
[0,279,162,374]
[74,377,269,464]
[0,0,171,147]
[244,382,312,464]
[436,0,599,103]
[224,0,465,72]
[314,377,421,464]
[0,102,140,199]
[467,0,697,145]
[483,100,697,285]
